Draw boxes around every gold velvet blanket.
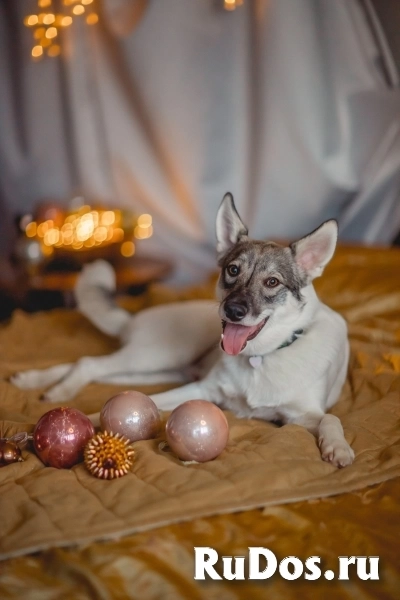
[0,245,399,598]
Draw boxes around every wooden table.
[28,256,173,293]
[0,256,173,315]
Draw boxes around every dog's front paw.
[39,386,73,403]
[319,437,355,468]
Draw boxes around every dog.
[11,193,354,467]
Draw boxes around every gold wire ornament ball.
[84,431,135,479]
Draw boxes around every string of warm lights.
[24,0,99,60]
[24,0,244,59]
[25,206,153,258]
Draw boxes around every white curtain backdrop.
[0,0,399,280]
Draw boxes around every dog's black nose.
[224,302,248,322]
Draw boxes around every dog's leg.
[10,364,73,390]
[40,346,142,403]
[317,414,354,468]
[150,381,213,411]
[289,412,354,468]
[97,371,188,386]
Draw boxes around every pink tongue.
[222,322,260,356]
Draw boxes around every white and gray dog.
[12,193,354,467]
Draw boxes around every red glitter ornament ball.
[33,407,95,469]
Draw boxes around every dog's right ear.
[290,219,338,281]
[216,193,248,258]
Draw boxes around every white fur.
[11,203,354,468]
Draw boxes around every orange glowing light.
[24,15,39,26]
[112,228,124,242]
[101,211,115,226]
[72,5,85,15]
[120,241,135,257]
[45,27,58,39]
[94,226,107,243]
[34,27,46,39]
[86,13,98,25]
[60,16,73,26]
[25,222,37,238]
[32,45,44,58]
[41,244,54,257]
[137,214,152,228]
[224,0,236,9]
[134,225,153,240]
[44,229,60,246]
[43,14,56,25]
[48,45,61,57]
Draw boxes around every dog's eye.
[265,277,280,288]
[227,264,240,277]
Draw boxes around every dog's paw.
[10,370,41,390]
[39,382,77,403]
[319,438,355,468]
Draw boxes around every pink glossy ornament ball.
[33,407,95,469]
[165,400,229,462]
[100,391,161,442]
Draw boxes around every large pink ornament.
[100,391,161,442]
[165,400,229,462]
[33,407,95,469]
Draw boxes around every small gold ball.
[84,431,135,479]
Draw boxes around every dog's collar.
[249,329,304,369]
[277,328,304,350]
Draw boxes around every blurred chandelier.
[24,0,99,60]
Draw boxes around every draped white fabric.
[0,0,399,280]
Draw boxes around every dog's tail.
[75,260,131,339]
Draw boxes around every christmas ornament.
[100,391,161,442]
[84,430,135,479]
[0,439,24,467]
[33,407,95,468]
[165,400,229,462]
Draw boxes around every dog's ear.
[216,193,248,258]
[290,220,338,281]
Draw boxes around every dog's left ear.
[290,220,338,281]
[216,193,248,258]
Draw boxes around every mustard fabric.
[0,245,399,598]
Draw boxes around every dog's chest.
[218,353,294,411]
[246,361,287,409]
